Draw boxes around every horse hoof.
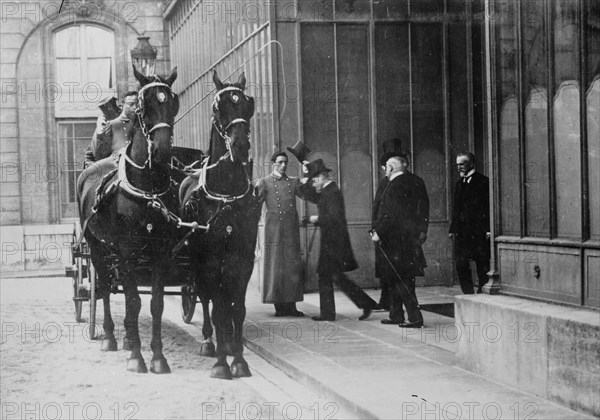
[122,339,134,351]
[200,342,216,357]
[150,357,171,374]
[101,338,118,352]
[127,358,148,374]
[231,360,252,378]
[210,364,232,380]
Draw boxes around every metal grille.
[166,0,273,167]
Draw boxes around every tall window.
[57,122,96,219]
[54,25,115,219]
[55,25,115,89]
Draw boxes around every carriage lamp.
[130,36,157,77]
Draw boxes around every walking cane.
[369,230,423,323]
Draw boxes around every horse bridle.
[126,80,178,169]
[211,86,251,162]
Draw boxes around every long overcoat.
[300,182,358,275]
[373,172,429,278]
[256,173,304,303]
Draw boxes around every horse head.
[132,65,179,165]
[211,71,255,163]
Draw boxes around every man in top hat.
[298,159,376,321]
[255,151,305,317]
[90,91,139,161]
[371,151,428,328]
[372,138,403,311]
[449,152,490,294]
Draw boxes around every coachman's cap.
[379,138,405,166]
[287,140,312,163]
[305,159,332,179]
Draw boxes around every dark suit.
[91,115,133,160]
[373,171,428,324]
[300,182,376,319]
[373,176,390,308]
[450,171,490,294]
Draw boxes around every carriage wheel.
[73,274,83,322]
[181,285,197,324]
[88,262,97,340]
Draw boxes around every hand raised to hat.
[95,115,108,134]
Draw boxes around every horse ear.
[213,71,224,90]
[133,65,151,86]
[238,72,246,90]
[165,67,178,87]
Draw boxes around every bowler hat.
[379,138,405,166]
[305,159,332,179]
[287,140,312,163]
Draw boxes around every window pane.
[587,2,600,241]
[412,24,446,221]
[553,1,582,239]
[58,121,94,219]
[375,24,410,154]
[522,0,550,237]
[56,59,81,85]
[87,58,112,88]
[337,25,371,222]
[300,24,337,165]
[554,0,580,90]
[55,27,80,57]
[86,26,114,57]
[496,0,521,236]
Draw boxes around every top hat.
[305,158,332,179]
[287,140,312,163]
[98,96,121,120]
[379,138,405,166]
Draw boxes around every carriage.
[66,67,260,378]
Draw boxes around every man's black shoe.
[358,308,372,321]
[398,321,424,328]
[380,319,402,325]
[312,315,335,321]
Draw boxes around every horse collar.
[118,145,170,200]
[193,156,251,203]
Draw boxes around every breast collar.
[117,145,171,200]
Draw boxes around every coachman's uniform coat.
[256,173,304,304]
[91,115,134,160]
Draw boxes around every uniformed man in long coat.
[90,91,139,160]
[256,152,304,317]
[372,152,428,328]
[299,159,376,321]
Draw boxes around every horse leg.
[200,295,216,357]
[230,264,252,378]
[206,261,232,379]
[149,266,170,374]
[122,268,147,373]
[89,243,117,351]
[101,295,117,351]
[197,277,215,357]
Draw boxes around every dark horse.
[179,71,261,379]
[77,66,180,374]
